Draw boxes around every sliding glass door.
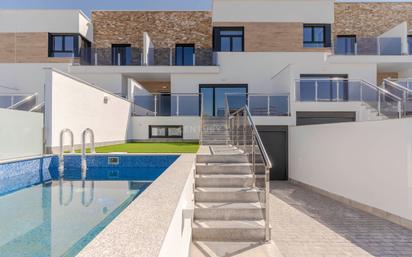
[200,85,248,116]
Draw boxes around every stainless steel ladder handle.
[81,128,96,180]
[59,128,75,178]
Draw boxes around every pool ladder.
[59,128,75,177]
[81,128,96,180]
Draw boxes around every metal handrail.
[384,79,412,94]
[244,107,272,169]
[59,128,75,177]
[81,128,96,180]
[7,93,38,110]
[29,102,45,112]
[227,105,272,241]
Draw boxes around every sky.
[0,0,411,17]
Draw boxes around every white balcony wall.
[130,117,200,140]
[0,63,70,100]
[213,0,334,23]
[0,109,43,161]
[44,68,132,150]
[290,118,412,223]
[0,9,93,41]
[171,52,377,98]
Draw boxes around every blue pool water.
[0,155,178,257]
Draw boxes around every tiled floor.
[191,181,412,257]
[270,181,412,257]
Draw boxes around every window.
[149,126,183,138]
[335,36,356,55]
[213,27,244,52]
[175,44,195,66]
[303,24,331,48]
[112,44,132,65]
[49,34,79,57]
[408,36,412,55]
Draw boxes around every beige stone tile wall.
[213,22,331,52]
[377,72,398,85]
[334,2,412,38]
[92,11,212,49]
[0,32,76,63]
[92,11,212,65]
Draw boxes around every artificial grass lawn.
[76,142,199,154]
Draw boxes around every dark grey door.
[256,126,288,181]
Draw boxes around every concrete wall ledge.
[290,179,412,230]
[77,154,196,257]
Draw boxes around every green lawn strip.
[72,142,199,154]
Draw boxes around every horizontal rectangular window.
[149,126,183,138]
[49,34,90,58]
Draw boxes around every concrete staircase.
[193,116,269,243]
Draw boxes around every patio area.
[191,181,412,257]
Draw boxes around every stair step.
[195,187,264,203]
[197,154,250,163]
[195,174,264,187]
[192,220,266,242]
[194,202,264,220]
[196,163,265,175]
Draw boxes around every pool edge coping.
[76,153,196,257]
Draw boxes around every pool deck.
[76,153,196,257]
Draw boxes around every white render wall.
[289,118,412,222]
[0,109,43,160]
[131,117,200,140]
[172,52,377,98]
[213,0,334,23]
[0,63,71,100]
[0,9,93,41]
[44,69,132,150]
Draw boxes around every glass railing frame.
[224,93,291,117]
[295,78,402,118]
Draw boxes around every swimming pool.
[0,154,178,257]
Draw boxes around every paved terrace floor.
[191,181,412,257]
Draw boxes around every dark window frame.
[149,125,183,139]
[213,27,245,52]
[112,44,132,65]
[198,84,249,116]
[336,35,357,55]
[49,33,86,58]
[303,24,331,48]
[175,44,195,66]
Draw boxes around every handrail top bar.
[224,93,290,96]
[384,79,412,94]
[244,106,272,169]
[7,93,39,109]
[361,80,401,101]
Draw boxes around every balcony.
[78,48,216,66]
[295,79,402,118]
[334,37,409,56]
[132,93,290,117]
